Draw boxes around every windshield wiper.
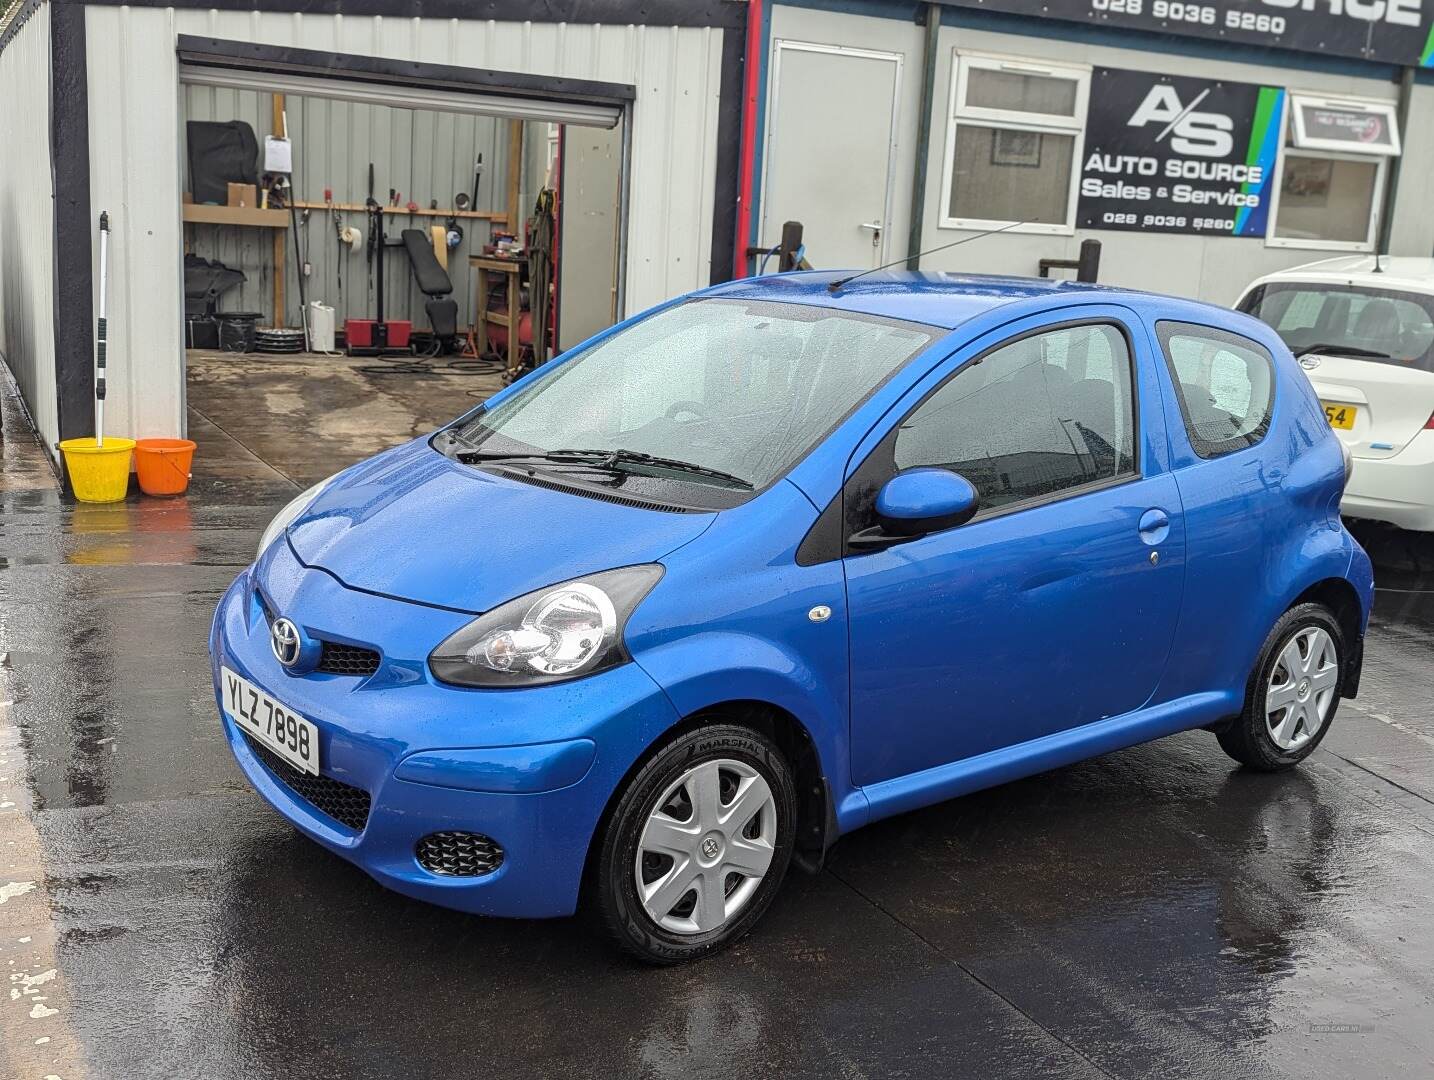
[551,448,754,490]
[458,447,754,490]
[1297,343,1393,360]
[456,449,578,464]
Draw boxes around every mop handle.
[96,211,109,446]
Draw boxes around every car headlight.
[429,565,664,688]
[256,477,333,562]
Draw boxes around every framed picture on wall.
[990,128,1042,168]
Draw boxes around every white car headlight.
[256,477,333,562]
[429,566,663,687]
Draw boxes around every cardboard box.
[226,183,257,209]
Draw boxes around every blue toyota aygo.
[211,272,1373,963]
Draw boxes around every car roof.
[700,269,1253,335]
[1244,256,1434,296]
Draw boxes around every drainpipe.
[905,2,940,270]
[1375,65,1413,262]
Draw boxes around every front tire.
[1217,603,1344,771]
[594,724,797,964]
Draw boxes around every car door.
[843,310,1187,789]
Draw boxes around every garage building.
[0,0,747,465]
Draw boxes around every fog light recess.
[415,831,504,877]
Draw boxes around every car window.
[1157,321,1274,459]
[893,322,1137,512]
[450,299,936,496]
[1238,282,1434,373]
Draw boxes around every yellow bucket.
[59,437,136,503]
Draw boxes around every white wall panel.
[84,7,724,441]
[85,4,185,443]
[0,2,59,455]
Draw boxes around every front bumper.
[1343,430,1434,532]
[209,540,680,918]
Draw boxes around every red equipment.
[345,318,411,350]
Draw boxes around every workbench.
[471,255,524,379]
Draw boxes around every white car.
[1238,256,1434,532]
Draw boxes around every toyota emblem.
[271,617,302,668]
[1299,355,1321,370]
[701,836,721,860]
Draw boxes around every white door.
[557,123,622,350]
[760,41,902,271]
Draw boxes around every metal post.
[778,220,804,272]
[1076,239,1101,283]
[1376,66,1414,261]
[905,3,940,271]
[95,211,109,446]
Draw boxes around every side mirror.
[874,468,980,538]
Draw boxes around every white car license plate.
[221,666,320,775]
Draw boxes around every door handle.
[1138,508,1170,545]
[858,221,883,232]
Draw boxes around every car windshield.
[444,298,937,497]
[1238,282,1434,373]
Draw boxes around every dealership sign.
[1077,68,1286,236]
[939,0,1434,67]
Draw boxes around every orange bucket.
[134,437,196,496]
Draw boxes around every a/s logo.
[1128,85,1233,158]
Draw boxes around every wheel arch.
[1289,576,1365,698]
[582,699,838,898]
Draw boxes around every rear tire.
[594,724,797,965]
[1217,603,1344,771]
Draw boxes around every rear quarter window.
[1157,321,1275,459]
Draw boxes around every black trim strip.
[50,0,94,447]
[709,22,744,287]
[177,35,637,105]
[86,0,743,27]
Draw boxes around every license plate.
[1322,402,1357,430]
[221,666,320,775]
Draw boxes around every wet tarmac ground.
[2,377,1434,1079]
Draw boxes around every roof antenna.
[828,219,1033,293]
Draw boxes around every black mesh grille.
[317,642,381,677]
[415,831,504,877]
[244,734,372,832]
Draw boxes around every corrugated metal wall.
[85,6,725,442]
[181,85,512,329]
[0,2,58,453]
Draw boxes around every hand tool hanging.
[327,187,344,299]
[470,154,484,253]
[94,210,110,445]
